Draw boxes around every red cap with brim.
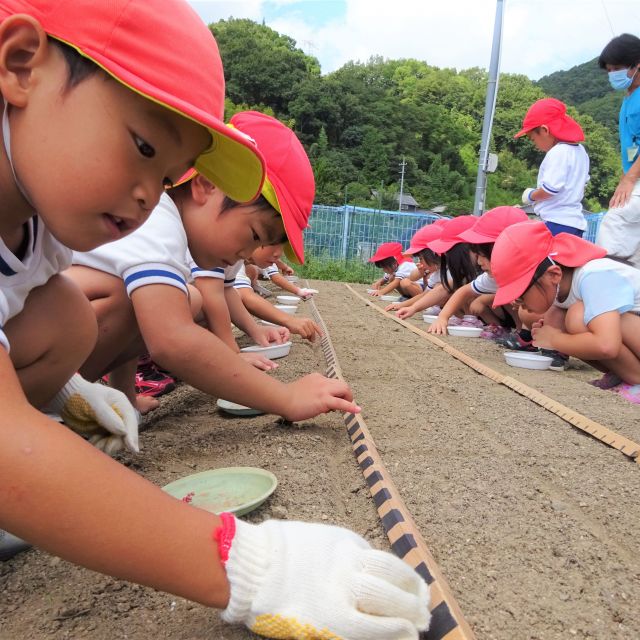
[428,215,477,254]
[230,112,314,264]
[458,206,529,244]
[404,223,445,255]
[0,0,266,203]
[369,242,404,263]
[491,221,607,307]
[514,98,584,143]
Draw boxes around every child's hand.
[239,352,279,371]
[370,290,381,297]
[428,317,449,335]
[296,287,318,300]
[280,264,295,276]
[396,306,415,320]
[522,187,535,204]
[46,374,139,453]
[532,321,561,350]
[282,373,360,421]
[220,515,430,639]
[287,317,323,342]
[384,302,402,311]
[251,325,288,346]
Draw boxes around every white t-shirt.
[554,258,640,324]
[426,270,441,290]
[260,263,279,279]
[0,217,72,351]
[189,256,243,288]
[73,193,190,297]
[233,263,254,289]
[394,260,417,280]
[535,142,590,231]
[471,271,498,295]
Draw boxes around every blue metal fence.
[304,205,606,262]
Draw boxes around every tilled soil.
[1,279,639,640]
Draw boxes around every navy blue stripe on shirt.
[0,254,16,276]
[124,269,186,288]
[541,182,559,194]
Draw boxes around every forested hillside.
[211,18,620,214]
[537,59,622,139]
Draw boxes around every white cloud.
[189,0,640,80]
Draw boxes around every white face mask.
[2,102,34,207]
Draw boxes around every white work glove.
[221,517,430,639]
[295,287,318,300]
[522,187,535,204]
[47,374,139,453]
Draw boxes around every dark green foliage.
[212,19,622,213]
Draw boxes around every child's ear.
[189,173,216,206]
[547,264,563,284]
[0,15,48,108]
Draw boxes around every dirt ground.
[1,279,639,640]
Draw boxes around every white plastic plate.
[446,325,483,338]
[241,341,292,359]
[276,295,301,305]
[216,398,265,416]
[274,304,298,315]
[504,351,552,370]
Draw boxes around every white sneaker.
[0,529,31,560]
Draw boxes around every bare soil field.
[1,279,639,640]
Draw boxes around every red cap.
[229,112,314,264]
[514,98,584,143]
[404,223,444,255]
[428,215,477,254]
[491,221,607,307]
[458,206,529,244]
[0,0,266,203]
[369,242,404,263]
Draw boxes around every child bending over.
[492,221,640,404]
[368,242,419,297]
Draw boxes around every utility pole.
[473,0,505,216]
[398,156,406,212]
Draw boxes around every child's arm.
[396,284,449,319]
[0,348,229,607]
[372,278,400,297]
[369,276,386,290]
[385,286,430,311]
[131,284,349,418]
[428,283,477,334]
[237,287,322,342]
[522,187,553,203]
[269,272,314,297]
[224,286,288,346]
[193,276,238,352]
[275,259,294,276]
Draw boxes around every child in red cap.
[516,98,590,238]
[367,241,420,298]
[0,3,430,636]
[428,206,528,337]
[396,216,479,320]
[492,221,640,403]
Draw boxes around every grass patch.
[293,256,377,284]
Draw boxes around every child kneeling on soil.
[0,6,429,635]
[68,111,354,417]
[396,216,479,320]
[492,221,640,404]
[368,242,420,298]
[428,206,528,336]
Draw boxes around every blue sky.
[188,0,640,80]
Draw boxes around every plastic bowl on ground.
[504,351,552,370]
[274,304,298,315]
[276,295,301,305]
[285,275,299,283]
[446,325,483,338]
[380,294,402,302]
[259,320,282,327]
[367,288,376,294]
[422,314,439,324]
[241,341,292,360]
[216,398,265,417]
[162,467,278,517]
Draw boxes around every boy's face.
[525,126,555,153]
[250,244,284,268]
[183,187,286,270]
[2,35,210,251]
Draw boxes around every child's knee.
[187,284,203,319]
[468,298,487,316]
[565,303,587,335]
